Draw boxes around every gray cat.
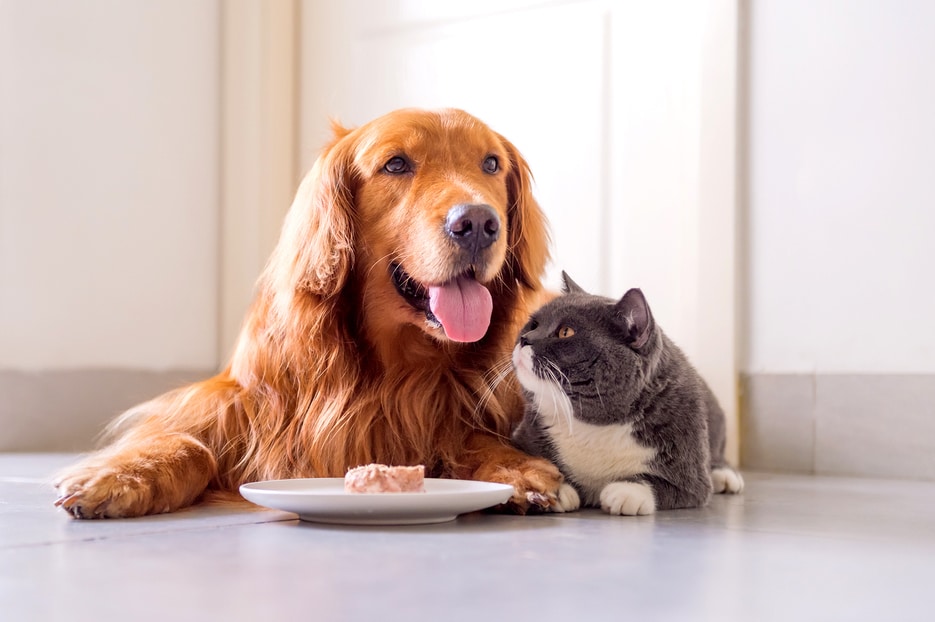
[511,273,743,515]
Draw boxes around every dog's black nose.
[445,204,500,252]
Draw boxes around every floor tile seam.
[716,524,935,549]
[0,515,298,551]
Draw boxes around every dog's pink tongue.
[428,277,493,343]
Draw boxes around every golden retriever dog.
[54,108,563,518]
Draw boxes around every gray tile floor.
[2,454,934,622]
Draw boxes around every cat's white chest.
[548,415,656,498]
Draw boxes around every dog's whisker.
[366,252,398,279]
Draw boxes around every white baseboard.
[741,373,935,481]
[0,368,214,451]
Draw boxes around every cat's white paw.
[551,483,581,513]
[600,481,656,516]
[711,467,744,494]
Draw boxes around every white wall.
[746,0,935,374]
[0,0,220,371]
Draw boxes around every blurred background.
[1,1,932,480]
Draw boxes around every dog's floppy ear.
[499,134,550,290]
[268,122,357,299]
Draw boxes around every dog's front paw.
[54,465,157,519]
[54,435,216,519]
[474,455,563,514]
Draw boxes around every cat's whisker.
[491,356,516,388]
[533,364,558,430]
[544,361,574,437]
[483,355,514,385]
[594,382,606,415]
[548,361,572,434]
[473,356,515,419]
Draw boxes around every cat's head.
[511,272,661,423]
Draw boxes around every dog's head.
[270,108,549,344]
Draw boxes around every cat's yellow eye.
[557,325,575,339]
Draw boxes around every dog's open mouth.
[391,262,493,343]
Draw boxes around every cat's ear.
[616,288,653,349]
[561,271,587,295]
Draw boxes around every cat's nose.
[519,335,530,347]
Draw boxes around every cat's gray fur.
[511,273,743,515]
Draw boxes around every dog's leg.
[460,433,563,514]
[54,432,217,519]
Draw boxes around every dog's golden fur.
[55,108,562,518]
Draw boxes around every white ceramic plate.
[239,478,515,525]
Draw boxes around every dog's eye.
[557,325,575,339]
[384,156,411,175]
[483,155,499,174]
